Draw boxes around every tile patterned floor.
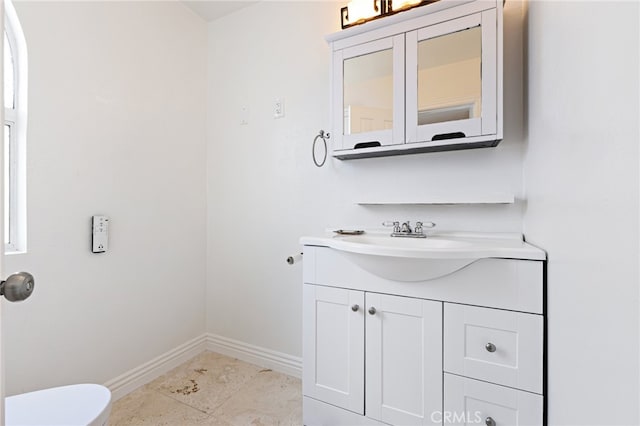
[109,351,302,426]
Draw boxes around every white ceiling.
[181,1,259,22]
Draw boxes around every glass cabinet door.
[406,10,498,144]
[333,35,405,150]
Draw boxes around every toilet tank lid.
[6,384,111,426]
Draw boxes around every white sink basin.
[300,232,545,282]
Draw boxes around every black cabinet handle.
[431,132,465,141]
[354,141,382,149]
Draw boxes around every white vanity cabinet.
[303,285,442,425]
[327,0,503,159]
[302,243,546,426]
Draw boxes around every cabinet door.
[366,293,442,425]
[444,374,543,426]
[406,9,498,144]
[303,284,365,415]
[333,35,405,150]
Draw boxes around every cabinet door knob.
[485,342,497,353]
[368,307,377,315]
[485,417,496,426]
[351,304,359,312]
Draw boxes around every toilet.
[5,384,111,426]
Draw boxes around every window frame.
[4,0,27,254]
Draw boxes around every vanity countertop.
[300,231,546,261]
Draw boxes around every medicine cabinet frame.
[327,0,503,160]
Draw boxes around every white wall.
[524,1,639,424]
[2,1,208,396]
[206,1,527,358]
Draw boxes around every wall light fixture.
[340,0,439,29]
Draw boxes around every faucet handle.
[415,221,436,234]
[382,221,401,233]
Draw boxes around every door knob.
[368,307,376,315]
[0,272,34,302]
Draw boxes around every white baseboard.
[103,333,302,401]
[205,333,302,379]
[104,334,208,401]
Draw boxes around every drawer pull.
[351,304,359,312]
[368,307,377,315]
[485,342,497,353]
[485,417,496,426]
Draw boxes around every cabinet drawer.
[444,304,543,394]
[444,374,543,426]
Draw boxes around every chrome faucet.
[383,220,435,238]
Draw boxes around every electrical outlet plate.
[274,97,285,118]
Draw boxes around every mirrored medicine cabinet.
[327,0,503,160]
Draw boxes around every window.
[4,0,26,253]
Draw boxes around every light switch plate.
[92,215,109,253]
[240,105,249,125]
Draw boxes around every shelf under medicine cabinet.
[327,0,504,160]
[356,193,515,205]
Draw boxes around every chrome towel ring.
[312,130,330,167]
